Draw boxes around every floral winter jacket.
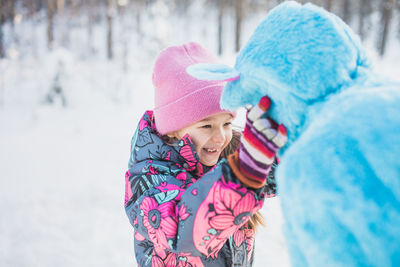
[124,111,277,267]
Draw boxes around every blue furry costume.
[188,1,400,266]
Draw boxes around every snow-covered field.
[0,82,292,267]
[1,3,399,266]
[0,90,290,267]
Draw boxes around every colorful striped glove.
[228,96,287,188]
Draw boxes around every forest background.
[0,1,399,267]
[1,0,399,107]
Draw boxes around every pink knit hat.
[153,42,234,135]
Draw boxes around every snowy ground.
[0,102,289,267]
[1,9,399,267]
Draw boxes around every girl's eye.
[224,122,232,127]
[201,124,212,129]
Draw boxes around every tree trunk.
[397,0,400,41]
[235,0,245,52]
[118,3,128,72]
[1,0,17,57]
[46,0,56,50]
[358,0,367,40]
[378,0,394,56]
[324,0,333,11]
[57,0,69,47]
[217,0,225,55]
[341,0,351,23]
[0,0,5,58]
[86,0,95,56]
[134,0,145,44]
[106,0,114,60]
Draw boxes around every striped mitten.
[228,96,287,188]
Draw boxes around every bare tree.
[377,0,394,56]
[217,0,226,55]
[46,0,56,50]
[29,0,42,57]
[26,0,43,18]
[397,0,400,41]
[117,0,130,71]
[0,0,17,58]
[5,0,15,25]
[324,0,333,11]
[132,0,146,45]
[309,0,323,5]
[358,0,372,40]
[0,0,5,58]
[84,0,96,56]
[341,0,351,23]
[106,0,115,60]
[57,0,70,47]
[234,0,246,52]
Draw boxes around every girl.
[124,42,287,267]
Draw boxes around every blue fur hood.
[211,2,400,267]
[221,1,371,150]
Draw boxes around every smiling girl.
[124,42,287,267]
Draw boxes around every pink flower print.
[232,228,255,260]
[233,229,245,247]
[210,190,256,238]
[124,171,133,206]
[179,204,190,221]
[180,136,198,171]
[155,182,185,201]
[244,228,255,261]
[140,197,178,258]
[147,165,159,175]
[156,182,181,192]
[152,254,165,267]
[177,253,204,267]
[222,180,248,195]
[176,172,188,183]
[139,118,149,131]
[151,251,177,267]
[195,162,204,176]
[176,172,197,188]
[164,151,171,161]
[192,188,198,196]
[164,252,177,267]
[193,182,261,257]
[134,231,145,241]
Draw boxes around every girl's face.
[171,112,233,167]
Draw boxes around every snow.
[1,4,399,267]
[0,92,290,267]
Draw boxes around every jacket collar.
[130,110,209,177]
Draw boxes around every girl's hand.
[238,96,287,182]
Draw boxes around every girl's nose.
[213,128,226,144]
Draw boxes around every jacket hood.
[128,110,208,177]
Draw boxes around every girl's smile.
[169,112,233,166]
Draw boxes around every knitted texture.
[152,42,234,135]
[228,96,287,188]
